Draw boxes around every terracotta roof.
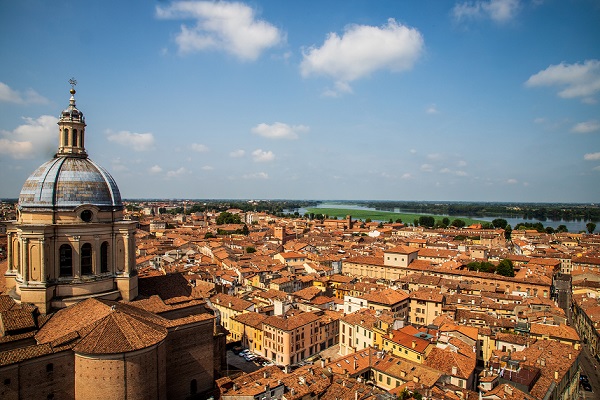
[424,347,475,380]
[210,293,254,312]
[360,288,408,306]
[263,312,319,331]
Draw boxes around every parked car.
[580,374,589,383]
[239,349,250,357]
[232,346,243,355]
[244,354,257,361]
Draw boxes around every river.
[292,203,591,233]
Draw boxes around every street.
[578,344,599,399]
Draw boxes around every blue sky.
[1,0,599,202]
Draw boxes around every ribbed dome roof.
[18,156,122,210]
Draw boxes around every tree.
[451,219,466,228]
[556,224,568,233]
[216,211,241,225]
[418,215,435,228]
[242,224,249,235]
[545,226,555,234]
[587,222,597,234]
[504,224,512,240]
[496,259,515,277]
[395,218,403,223]
[492,218,508,229]
[442,217,450,227]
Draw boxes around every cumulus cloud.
[440,167,468,176]
[156,1,283,61]
[421,164,434,172]
[149,165,163,174]
[166,167,190,178]
[525,59,600,102]
[571,120,600,134]
[506,178,518,184]
[107,130,155,151]
[252,149,275,162]
[0,115,57,159]
[242,172,269,179]
[401,173,412,179]
[201,165,214,171]
[452,0,521,23]
[191,143,209,152]
[0,82,48,105]
[251,122,309,139]
[584,152,600,161]
[229,149,245,158]
[300,18,424,95]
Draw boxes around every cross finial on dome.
[69,77,77,94]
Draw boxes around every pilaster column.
[39,238,46,283]
[94,235,100,274]
[73,236,81,278]
[123,233,130,276]
[22,238,29,285]
[6,232,13,272]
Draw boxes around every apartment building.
[262,311,321,365]
[409,288,445,326]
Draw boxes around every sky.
[0,0,599,203]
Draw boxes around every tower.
[4,81,138,313]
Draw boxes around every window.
[63,129,69,146]
[190,379,197,394]
[73,129,78,146]
[59,244,73,276]
[100,242,109,272]
[387,376,391,385]
[46,363,54,373]
[81,243,92,275]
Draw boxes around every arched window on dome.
[81,243,92,275]
[63,128,69,147]
[59,244,72,277]
[73,129,78,147]
[100,242,109,273]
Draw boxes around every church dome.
[18,156,122,210]
[17,82,123,212]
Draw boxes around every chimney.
[554,371,559,380]
[401,371,406,378]
[452,365,458,375]
[569,353,572,360]
[540,358,545,366]
[505,385,513,395]
[321,359,326,368]
[412,340,416,349]
[264,371,270,379]
[413,376,419,383]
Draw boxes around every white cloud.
[300,18,424,95]
[401,173,412,179]
[229,149,245,158]
[156,1,283,61]
[242,172,269,179]
[166,167,190,178]
[409,149,417,154]
[251,122,309,139]
[252,149,275,162]
[201,165,214,171]
[457,160,467,167]
[0,115,57,159]
[0,82,48,104]
[525,59,600,102]
[452,0,521,23]
[191,143,209,152]
[506,178,518,184]
[584,152,600,161]
[106,130,155,151]
[426,104,438,114]
[149,165,163,174]
[421,164,434,172]
[571,120,600,134]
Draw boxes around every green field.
[305,207,487,226]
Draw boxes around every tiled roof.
[360,288,408,305]
[210,293,254,312]
[263,312,319,331]
[424,347,475,380]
